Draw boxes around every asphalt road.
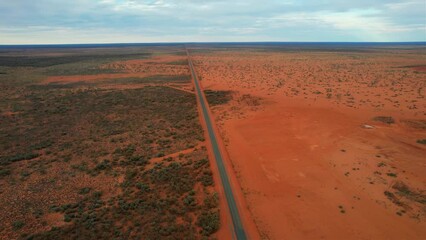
[186,49,247,240]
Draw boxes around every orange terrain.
[44,55,190,84]
[192,47,426,239]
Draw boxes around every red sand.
[44,73,152,84]
[194,49,426,239]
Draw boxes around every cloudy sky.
[0,0,425,44]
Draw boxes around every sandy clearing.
[223,97,426,239]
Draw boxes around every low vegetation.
[373,116,395,124]
[102,75,192,84]
[0,46,219,239]
[204,90,233,106]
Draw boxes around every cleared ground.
[193,45,426,239]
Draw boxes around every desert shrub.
[200,171,214,186]
[393,181,426,204]
[387,172,397,178]
[384,191,403,206]
[402,120,426,130]
[30,140,53,150]
[33,209,44,219]
[115,145,136,158]
[204,90,233,106]
[204,192,219,209]
[79,187,92,195]
[135,182,150,192]
[373,116,395,124]
[377,162,386,167]
[384,191,394,198]
[197,211,220,236]
[156,152,165,157]
[126,155,147,166]
[0,152,40,165]
[416,139,426,144]
[94,160,111,172]
[12,221,25,230]
[125,169,137,180]
[183,194,196,207]
[194,158,208,169]
[0,168,11,177]
[64,214,72,222]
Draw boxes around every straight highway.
[186,48,247,240]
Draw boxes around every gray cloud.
[0,0,424,43]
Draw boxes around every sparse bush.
[387,172,397,178]
[183,195,196,207]
[377,162,386,167]
[94,160,111,172]
[200,171,214,186]
[204,192,219,209]
[197,211,220,236]
[373,116,395,124]
[0,168,11,177]
[12,221,25,230]
[204,90,233,106]
[135,182,150,192]
[0,152,40,165]
[79,187,92,195]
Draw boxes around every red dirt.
[44,213,69,228]
[411,65,426,72]
[193,49,426,239]
[44,73,152,84]
[409,65,426,72]
[43,54,189,84]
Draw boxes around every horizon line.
[1,41,425,46]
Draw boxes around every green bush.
[79,187,92,195]
[197,211,220,236]
[0,168,11,177]
[12,221,25,230]
[135,183,150,192]
[1,152,40,165]
[373,116,395,124]
[204,90,233,106]
[200,171,214,186]
[203,193,219,209]
[183,195,196,207]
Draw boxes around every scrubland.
[0,46,220,239]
